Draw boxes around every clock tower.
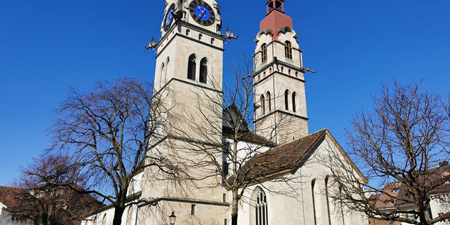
[141,1,229,225]
[253,0,310,145]
[152,0,226,138]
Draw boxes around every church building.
[82,1,369,225]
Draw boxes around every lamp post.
[169,211,176,225]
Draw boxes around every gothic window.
[253,187,268,225]
[160,62,165,83]
[101,214,107,225]
[285,41,292,59]
[126,207,134,225]
[200,58,208,83]
[187,54,196,80]
[325,176,332,225]
[266,92,271,112]
[284,90,289,111]
[311,179,317,225]
[260,95,265,115]
[165,57,170,77]
[292,92,297,113]
[261,44,267,62]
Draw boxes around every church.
[82,0,369,225]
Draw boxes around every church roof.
[0,186,22,209]
[234,129,366,183]
[235,129,327,182]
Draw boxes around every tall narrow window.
[261,44,267,62]
[266,92,271,112]
[325,177,332,225]
[292,92,297,113]
[339,186,346,225]
[191,204,196,215]
[187,54,196,80]
[285,41,292,59]
[284,90,289,111]
[312,180,317,225]
[101,214,107,225]
[165,57,170,77]
[160,62,165,86]
[260,95,265,115]
[126,207,134,225]
[199,58,208,83]
[254,188,268,225]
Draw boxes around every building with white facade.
[82,1,369,225]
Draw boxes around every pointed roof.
[260,0,293,40]
[234,129,366,183]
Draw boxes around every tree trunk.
[232,190,239,225]
[42,213,49,225]
[112,206,126,225]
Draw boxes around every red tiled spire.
[260,0,293,40]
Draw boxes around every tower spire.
[261,0,292,40]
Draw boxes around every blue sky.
[0,0,449,186]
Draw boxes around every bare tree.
[9,154,102,225]
[323,81,450,225]
[51,78,186,225]
[175,58,300,225]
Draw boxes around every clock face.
[189,0,215,26]
[163,3,176,31]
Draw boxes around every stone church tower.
[253,0,309,145]
[140,0,230,224]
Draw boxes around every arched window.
[101,214,107,225]
[187,54,196,80]
[199,58,208,83]
[292,92,297,113]
[312,180,317,225]
[325,176,332,225]
[186,29,190,36]
[284,90,289,111]
[253,187,268,225]
[260,95,265,115]
[165,57,170,77]
[285,41,292,59]
[160,62,165,78]
[261,44,267,62]
[266,92,271,112]
[126,207,134,225]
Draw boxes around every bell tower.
[149,0,227,138]
[153,0,224,92]
[253,0,309,145]
[141,1,230,224]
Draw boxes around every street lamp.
[169,211,176,225]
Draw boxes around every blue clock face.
[194,5,211,21]
[166,9,174,26]
[189,1,215,26]
[163,3,176,31]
